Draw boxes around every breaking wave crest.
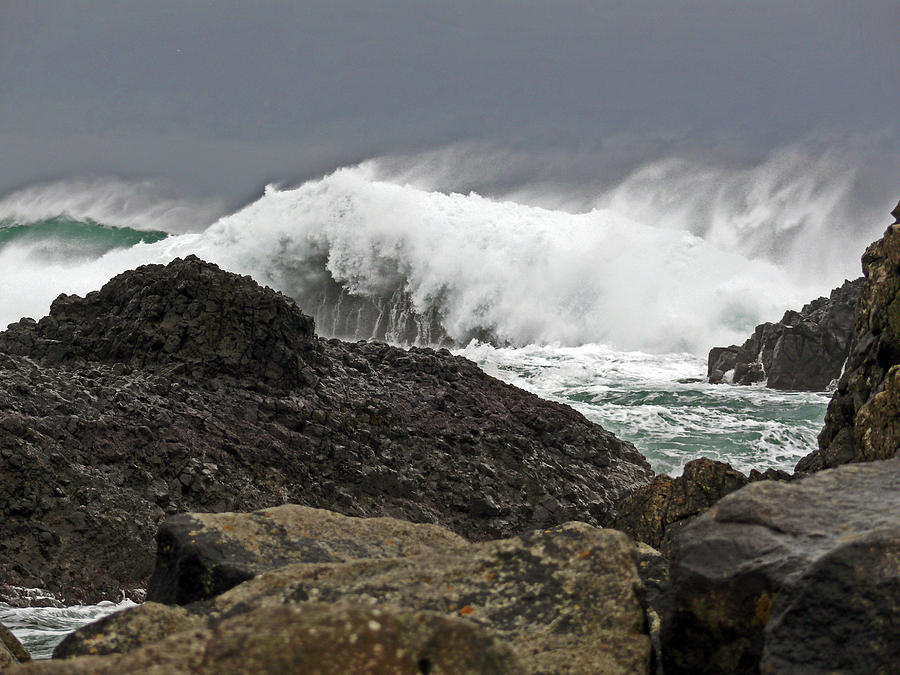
[0,149,875,354]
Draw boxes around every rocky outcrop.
[707,277,863,390]
[1,622,30,667]
[49,511,650,674]
[661,456,900,674]
[0,256,652,604]
[146,504,469,605]
[800,209,900,470]
[0,256,319,390]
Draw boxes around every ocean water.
[0,151,873,656]
[0,599,136,660]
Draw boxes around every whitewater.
[0,154,875,475]
[2,147,884,655]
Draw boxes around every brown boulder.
[146,504,469,604]
[12,603,523,674]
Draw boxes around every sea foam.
[0,156,869,354]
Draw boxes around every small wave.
[0,597,136,660]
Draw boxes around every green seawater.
[0,216,168,260]
[461,342,830,475]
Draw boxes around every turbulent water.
[0,599,136,659]
[1,147,882,656]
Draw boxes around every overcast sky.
[1,1,898,209]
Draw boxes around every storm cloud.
[1,0,898,210]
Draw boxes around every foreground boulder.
[661,456,900,674]
[18,603,524,674]
[0,256,651,603]
[801,209,900,470]
[1,622,30,667]
[707,277,862,390]
[52,512,651,674]
[146,504,468,604]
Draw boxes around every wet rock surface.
[0,256,652,604]
[53,515,650,675]
[707,277,863,390]
[802,215,900,470]
[661,457,900,675]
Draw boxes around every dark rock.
[661,457,900,674]
[20,603,524,674]
[801,217,900,471]
[0,257,652,604]
[0,255,319,391]
[612,458,753,556]
[1,621,30,666]
[707,278,863,390]
[146,504,468,605]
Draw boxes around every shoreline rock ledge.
[0,255,652,605]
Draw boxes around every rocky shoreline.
[3,206,900,673]
[707,277,863,391]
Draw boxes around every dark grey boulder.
[661,457,900,674]
[707,277,863,391]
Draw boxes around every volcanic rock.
[0,256,652,604]
[146,504,469,605]
[661,456,900,674]
[707,277,863,390]
[801,216,900,470]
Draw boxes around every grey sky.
[1,1,898,209]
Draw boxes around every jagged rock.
[146,504,468,604]
[0,255,319,390]
[661,457,900,674]
[707,277,863,390]
[612,458,753,556]
[801,214,900,471]
[15,603,524,674]
[0,257,652,604]
[57,520,651,674]
[1,621,30,666]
